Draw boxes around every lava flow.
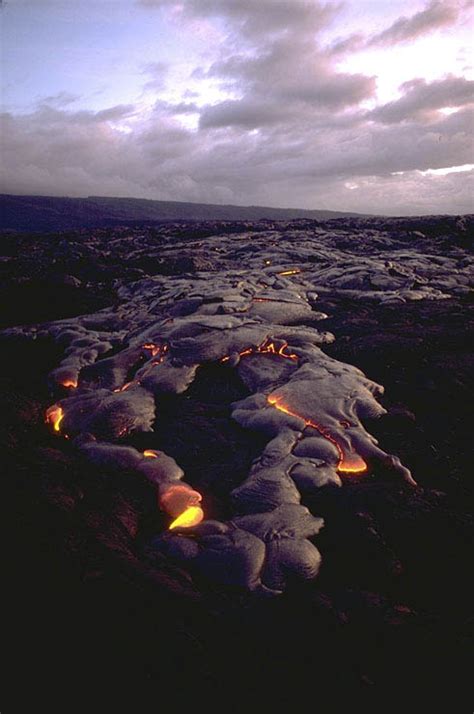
[221,338,298,363]
[113,381,135,393]
[277,269,301,276]
[258,339,298,361]
[45,404,64,433]
[143,449,159,458]
[267,394,367,474]
[252,297,280,303]
[142,343,168,361]
[60,379,77,389]
[159,484,204,530]
[169,506,204,530]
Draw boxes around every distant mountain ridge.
[0,193,368,232]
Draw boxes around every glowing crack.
[267,394,367,474]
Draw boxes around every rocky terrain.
[2,215,473,707]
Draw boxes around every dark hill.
[0,193,367,232]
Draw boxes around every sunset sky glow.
[1,0,473,214]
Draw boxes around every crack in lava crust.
[266,394,367,474]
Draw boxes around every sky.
[1,0,473,215]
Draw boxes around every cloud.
[198,22,376,127]
[329,0,469,56]
[199,98,289,129]
[140,1,375,123]
[371,75,474,123]
[139,0,341,38]
[141,61,169,93]
[327,33,365,56]
[367,0,460,47]
[38,91,80,108]
[199,72,376,131]
[2,0,472,215]
[2,89,472,215]
[94,105,138,122]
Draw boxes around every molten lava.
[221,338,298,363]
[45,405,64,433]
[258,339,298,360]
[169,506,204,530]
[142,343,161,357]
[143,449,159,458]
[113,381,135,393]
[60,379,77,389]
[337,453,368,473]
[267,394,367,474]
[160,484,202,517]
[277,269,301,276]
[142,343,168,361]
[159,484,204,530]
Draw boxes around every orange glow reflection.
[267,394,367,474]
[45,405,64,433]
[143,449,159,458]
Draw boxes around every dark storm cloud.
[371,76,474,123]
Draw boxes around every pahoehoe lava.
[3,216,472,594]
[1,217,473,708]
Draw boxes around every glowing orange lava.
[252,297,280,302]
[45,405,64,433]
[142,343,168,361]
[60,379,77,389]
[267,394,367,474]
[258,339,298,361]
[142,343,161,357]
[221,338,298,363]
[169,506,204,530]
[337,453,368,473]
[143,449,159,458]
[277,269,301,276]
[159,485,204,530]
[160,484,202,517]
[113,381,135,393]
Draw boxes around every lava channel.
[267,394,367,474]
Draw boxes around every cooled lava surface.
[2,215,473,706]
